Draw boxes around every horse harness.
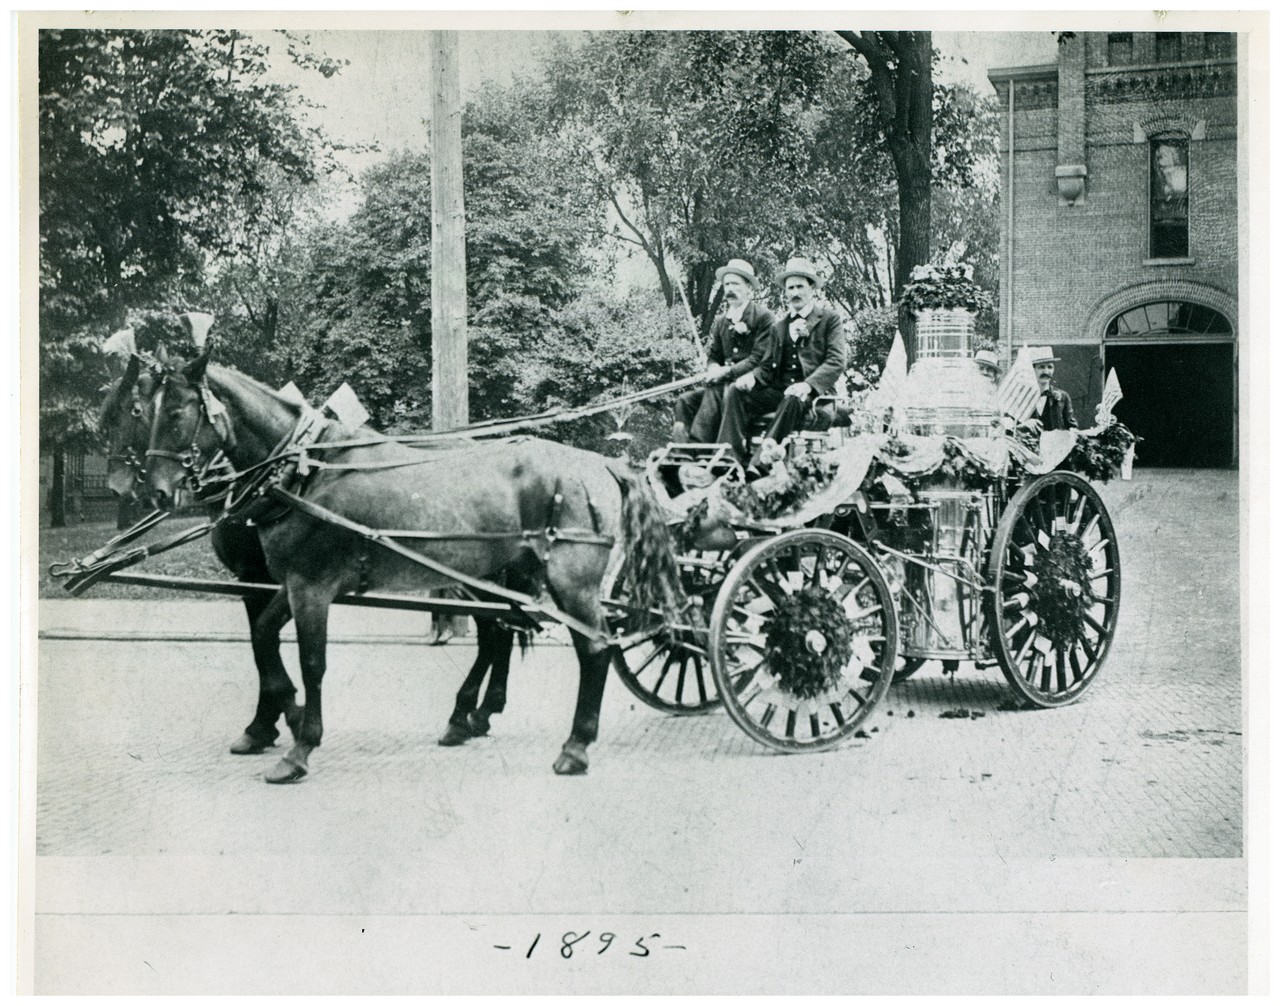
[143,372,619,641]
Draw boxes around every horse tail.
[607,459,686,621]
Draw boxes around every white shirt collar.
[790,304,814,321]
[725,303,746,324]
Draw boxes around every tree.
[834,31,934,302]
[38,29,345,523]
[273,83,603,430]
[543,30,842,337]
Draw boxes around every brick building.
[988,31,1238,466]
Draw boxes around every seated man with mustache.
[714,256,847,473]
[672,258,775,443]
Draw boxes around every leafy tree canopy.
[39,28,347,451]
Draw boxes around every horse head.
[100,354,162,501]
[144,346,226,510]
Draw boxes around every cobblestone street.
[31,469,1247,992]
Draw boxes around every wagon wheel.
[708,529,899,752]
[986,471,1121,708]
[603,551,729,715]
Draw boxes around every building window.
[1150,136,1189,258]
[1155,33,1182,63]
[1205,32,1235,58]
[1106,301,1232,339]
[1107,32,1133,65]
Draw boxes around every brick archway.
[1088,280,1237,467]
[1084,280,1236,341]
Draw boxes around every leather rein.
[145,372,617,551]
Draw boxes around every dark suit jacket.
[706,301,776,380]
[1039,385,1077,431]
[754,304,846,395]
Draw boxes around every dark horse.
[142,350,683,781]
[100,354,523,755]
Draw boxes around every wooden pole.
[429,29,468,431]
[427,31,469,640]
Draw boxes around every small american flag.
[1096,368,1123,425]
[876,331,908,409]
[998,346,1041,422]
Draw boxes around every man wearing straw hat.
[1026,345,1077,431]
[716,256,846,470]
[974,348,1001,384]
[672,258,775,442]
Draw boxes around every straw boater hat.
[715,258,758,289]
[974,349,1001,373]
[1028,346,1062,365]
[778,256,823,287]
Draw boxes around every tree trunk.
[686,262,717,340]
[836,30,934,366]
[50,449,67,528]
[652,254,677,309]
[116,496,139,531]
[894,164,932,363]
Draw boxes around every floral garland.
[900,263,995,315]
[714,420,1139,525]
[1059,422,1140,483]
[721,447,837,521]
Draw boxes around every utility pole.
[430,29,468,431]
[427,30,468,643]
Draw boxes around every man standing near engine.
[1027,345,1077,431]
[715,256,846,470]
[671,258,775,442]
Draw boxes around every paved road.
[30,469,1246,992]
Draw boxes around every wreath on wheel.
[764,587,856,700]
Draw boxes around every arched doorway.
[1103,300,1236,467]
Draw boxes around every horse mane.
[202,363,395,445]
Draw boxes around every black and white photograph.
[17,9,1269,994]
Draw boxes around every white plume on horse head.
[181,311,216,350]
[101,326,137,361]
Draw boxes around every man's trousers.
[675,383,734,442]
[715,383,809,465]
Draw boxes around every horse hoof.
[552,748,589,776]
[229,733,274,755]
[438,723,471,747]
[465,711,491,737]
[264,756,308,784]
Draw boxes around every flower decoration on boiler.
[900,262,994,315]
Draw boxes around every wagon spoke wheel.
[603,551,729,715]
[986,471,1121,708]
[709,530,898,752]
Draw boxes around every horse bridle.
[108,400,149,482]
[143,373,234,493]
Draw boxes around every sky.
[268,29,1058,188]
